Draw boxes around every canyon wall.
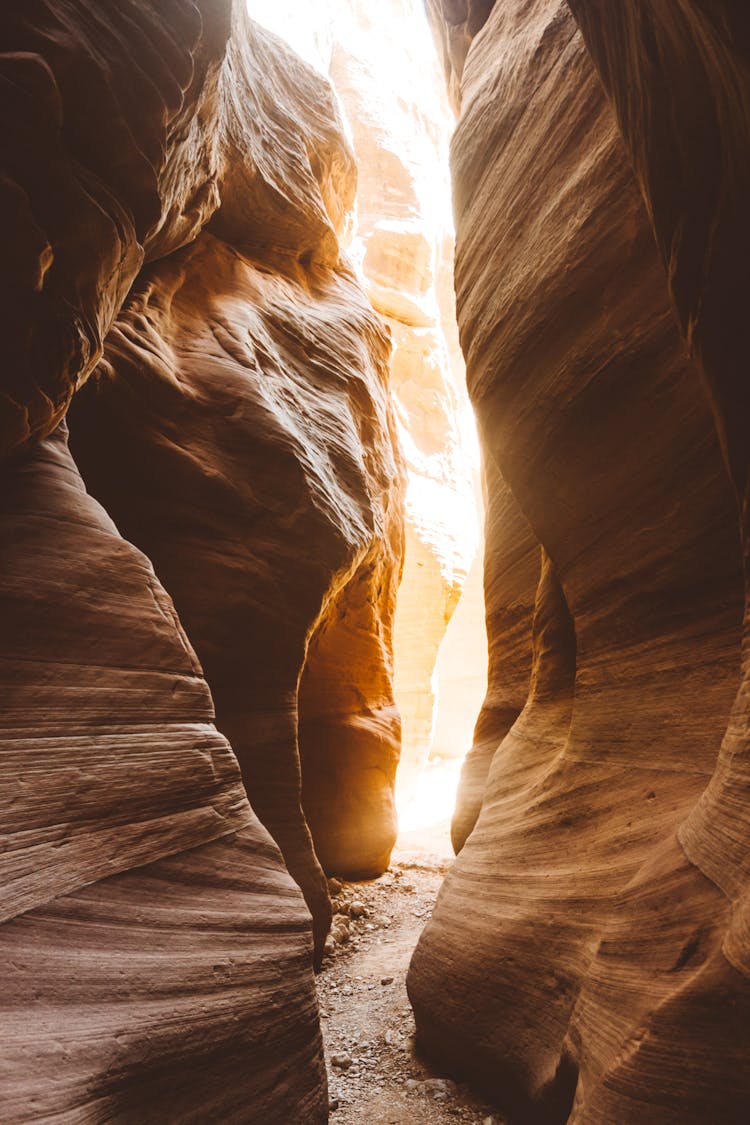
[410,2,750,1122]
[1,0,405,1117]
[450,459,539,851]
[1,423,327,1123]
[246,0,485,787]
[71,12,405,902]
[326,0,480,785]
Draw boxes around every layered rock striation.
[0,423,327,1122]
[246,0,485,787]
[71,12,405,914]
[328,0,481,784]
[1,0,405,1117]
[409,2,750,1122]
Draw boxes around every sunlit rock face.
[71,12,405,913]
[409,2,750,1122]
[450,459,539,852]
[329,0,481,787]
[247,0,485,788]
[430,536,486,763]
[1,0,406,1116]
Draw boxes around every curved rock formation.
[451,458,538,852]
[0,0,231,457]
[246,0,483,787]
[2,0,405,1116]
[71,13,404,907]
[409,2,750,1122]
[0,423,327,1122]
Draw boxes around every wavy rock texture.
[564,4,750,1119]
[1,0,406,1117]
[327,0,481,785]
[70,14,405,909]
[0,0,232,458]
[0,424,327,1122]
[409,2,750,1122]
[247,0,484,787]
[71,232,403,901]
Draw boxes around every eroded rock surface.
[246,0,484,789]
[0,424,327,1122]
[71,12,405,927]
[409,3,750,1122]
[451,461,538,853]
[0,0,232,457]
[1,0,406,1117]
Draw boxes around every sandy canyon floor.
[318,764,506,1125]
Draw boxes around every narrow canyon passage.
[3,2,750,1124]
[318,808,504,1125]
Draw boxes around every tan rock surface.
[409,3,750,1122]
[71,12,405,927]
[430,548,487,764]
[1,0,407,1116]
[450,459,539,852]
[247,0,485,784]
[0,424,326,1122]
[328,1,481,783]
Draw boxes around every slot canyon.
[1,0,750,1122]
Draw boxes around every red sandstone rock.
[409,3,750,1121]
[71,230,404,909]
[70,14,405,919]
[299,541,402,879]
[0,425,327,1121]
[0,0,232,459]
[1,0,404,1116]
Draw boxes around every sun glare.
[245,0,482,859]
[396,758,462,840]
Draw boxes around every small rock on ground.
[320,852,506,1124]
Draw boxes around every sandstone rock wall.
[71,12,405,909]
[450,458,539,852]
[409,2,750,1122]
[1,0,406,1116]
[246,0,485,786]
[0,0,232,456]
[0,423,327,1122]
[328,0,480,784]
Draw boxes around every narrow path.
[318,781,505,1125]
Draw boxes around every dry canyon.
[2,1,750,1122]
